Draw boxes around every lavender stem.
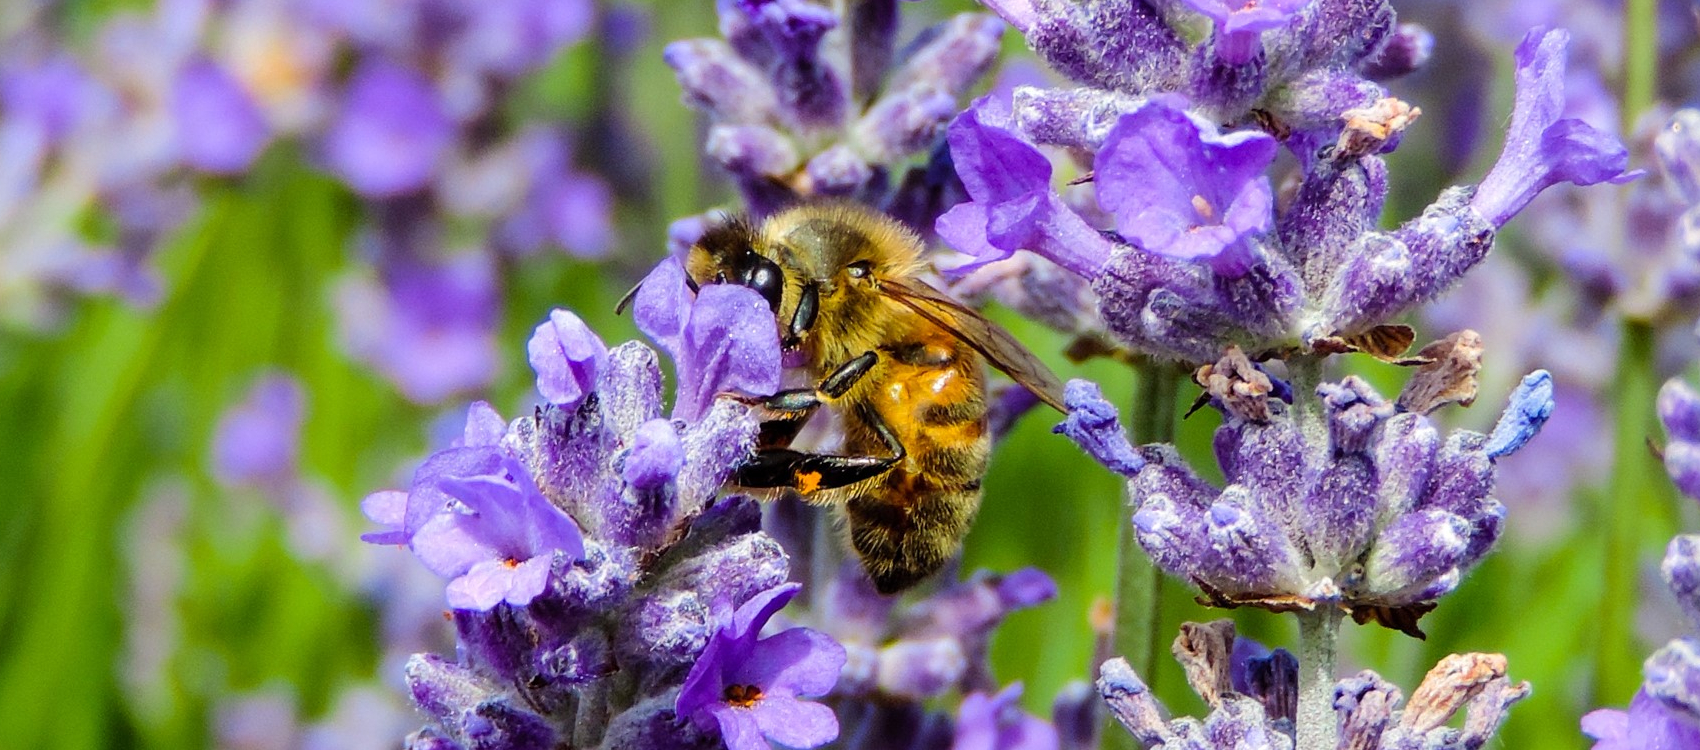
[1106,362,1182,749]
[1295,606,1342,750]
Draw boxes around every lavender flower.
[940,7,1631,363]
[665,0,1001,233]
[360,281,834,748]
[1099,620,1528,748]
[212,373,306,491]
[953,683,1060,750]
[1058,350,1554,634]
[676,584,846,750]
[323,59,454,198]
[1,0,619,405]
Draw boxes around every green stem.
[1107,362,1181,750]
[1598,321,1663,699]
[1286,354,1326,448]
[1622,0,1657,129]
[1295,608,1344,750]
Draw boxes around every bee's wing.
[879,277,1068,413]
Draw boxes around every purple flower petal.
[749,695,839,748]
[359,490,409,545]
[527,309,608,407]
[1470,28,1631,227]
[936,96,1115,278]
[729,626,845,698]
[666,281,783,421]
[1094,102,1277,276]
[211,373,305,489]
[458,401,507,448]
[706,705,767,750]
[1484,370,1554,460]
[172,58,269,174]
[324,59,453,197]
[1053,379,1144,477]
[623,418,686,490]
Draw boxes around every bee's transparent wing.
[880,277,1067,413]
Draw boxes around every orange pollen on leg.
[796,470,823,494]
[723,684,765,708]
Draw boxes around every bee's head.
[683,216,787,313]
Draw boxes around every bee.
[674,203,1067,594]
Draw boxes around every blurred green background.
[0,1,1688,748]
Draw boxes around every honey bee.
[672,203,1067,594]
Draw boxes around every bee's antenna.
[614,281,643,315]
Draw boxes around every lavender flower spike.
[1068,351,1550,635]
[1471,28,1633,228]
[676,583,847,750]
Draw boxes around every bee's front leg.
[728,351,879,448]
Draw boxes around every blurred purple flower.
[212,372,305,490]
[323,60,453,198]
[407,455,585,610]
[677,583,846,750]
[1583,689,1700,750]
[1094,101,1277,276]
[953,683,1060,750]
[336,251,500,404]
[171,58,269,174]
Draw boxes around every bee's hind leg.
[733,418,905,495]
[732,352,902,496]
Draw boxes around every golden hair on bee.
[680,202,1065,594]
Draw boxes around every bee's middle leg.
[733,352,904,494]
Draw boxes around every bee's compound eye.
[742,257,785,312]
[847,261,872,279]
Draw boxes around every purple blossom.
[171,58,269,174]
[934,96,1115,277]
[211,372,305,489]
[1471,28,1633,227]
[1094,101,1277,276]
[406,455,585,610]
[335,251,501,405]
[953,683,1060,750]
[1583,690,1700,750]
[527,309,607,408]
[1182,0,1311,65]
[631,257,782,420]
[323,59,454,198]
[676,583,846,750]
[1051,380,1143,477]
